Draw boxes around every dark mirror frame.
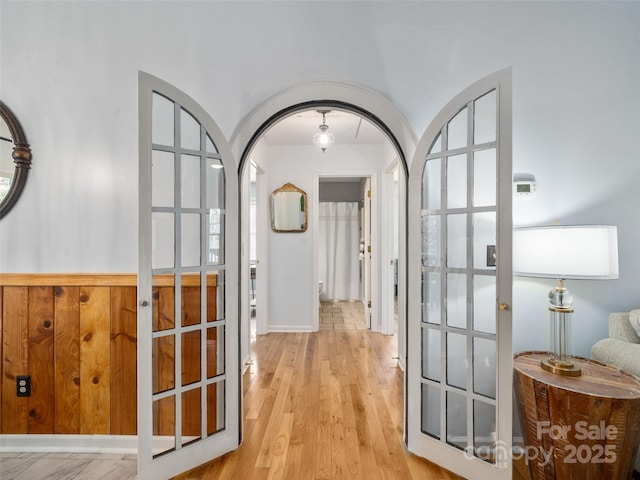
[0,101,32,219]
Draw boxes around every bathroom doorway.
[317,176,370,330]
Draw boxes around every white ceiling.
[260,109,388,146]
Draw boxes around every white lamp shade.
[513,225,619,279]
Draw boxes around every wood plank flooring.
[1,301,536,479]
[174,326,463,480]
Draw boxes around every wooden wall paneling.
[152,283,175,331]
[0,275,220,438]
[181,330,201,387]
[153,283,176,436]
[180,280,202,436]
[27,286,55,433]
[207,382,221,435]
[153,335,176,395]
[206,326,219,379]
[79,286,111,434]
[152,284,176,392]
[54,286,81,434]
[110,286,137,435]
[0,286,3,433]
[153,395,175,438]
[181,284,201,327]
[1,286,29,433]
[181,328,202,439]
[206,275,218,321]
[182,387,201,439]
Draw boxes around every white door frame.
[241,161,269,339]
[363,177,373,329]
[254,166,269,335]
[380,161,400,336]
[312,171,378,331]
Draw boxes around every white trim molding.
[0,435,138,455]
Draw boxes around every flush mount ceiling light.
[312,110,335,153]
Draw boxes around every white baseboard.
[0,435,138,454]
[242,354,252,374]
[397,356,406,372]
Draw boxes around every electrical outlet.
[486,245,496,267]
[16,375,31,397]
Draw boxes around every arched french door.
[407,68,513,479]
[138,72,240,480]
[136,72,511,479]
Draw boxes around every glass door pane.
[421,90,500,460]
[138,74,238,479]
[148,93,228,458]
[408,69,512,480]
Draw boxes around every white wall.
[1,1,639,353]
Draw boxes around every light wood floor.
[175,326,463,480]
[1,302,533,479]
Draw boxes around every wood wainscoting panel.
[0,287,2,433]
[1,287,30,434]
[110,286,137,435]
[27,286,55,433]
[54,286,81,434]
[79,286,111,434]
[0,274,217,437]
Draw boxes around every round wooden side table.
[514,351,640,480]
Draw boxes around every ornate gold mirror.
[0,101,32,219]
[271,182,307,232]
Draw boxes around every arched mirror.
[0,101,32,219]
[271,182,307,232]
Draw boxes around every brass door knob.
[498,303,509,311]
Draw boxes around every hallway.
[174,329,461,479]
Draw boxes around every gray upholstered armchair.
[591,309,640,473]
[592,310,640,377]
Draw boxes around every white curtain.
[318,202,360,301]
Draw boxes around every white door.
[407,69,513,479]
[138,72,240,480]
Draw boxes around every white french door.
[407,69,513,479]
[138,72,240,480]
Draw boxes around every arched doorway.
[232,88,415,380]
[230,82,417,375]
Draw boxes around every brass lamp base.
[541,357,582,376]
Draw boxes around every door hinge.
[367,245,371,253]
[368,301,372,308]
[367,190,371,198]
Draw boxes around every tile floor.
[319,300,368,330]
